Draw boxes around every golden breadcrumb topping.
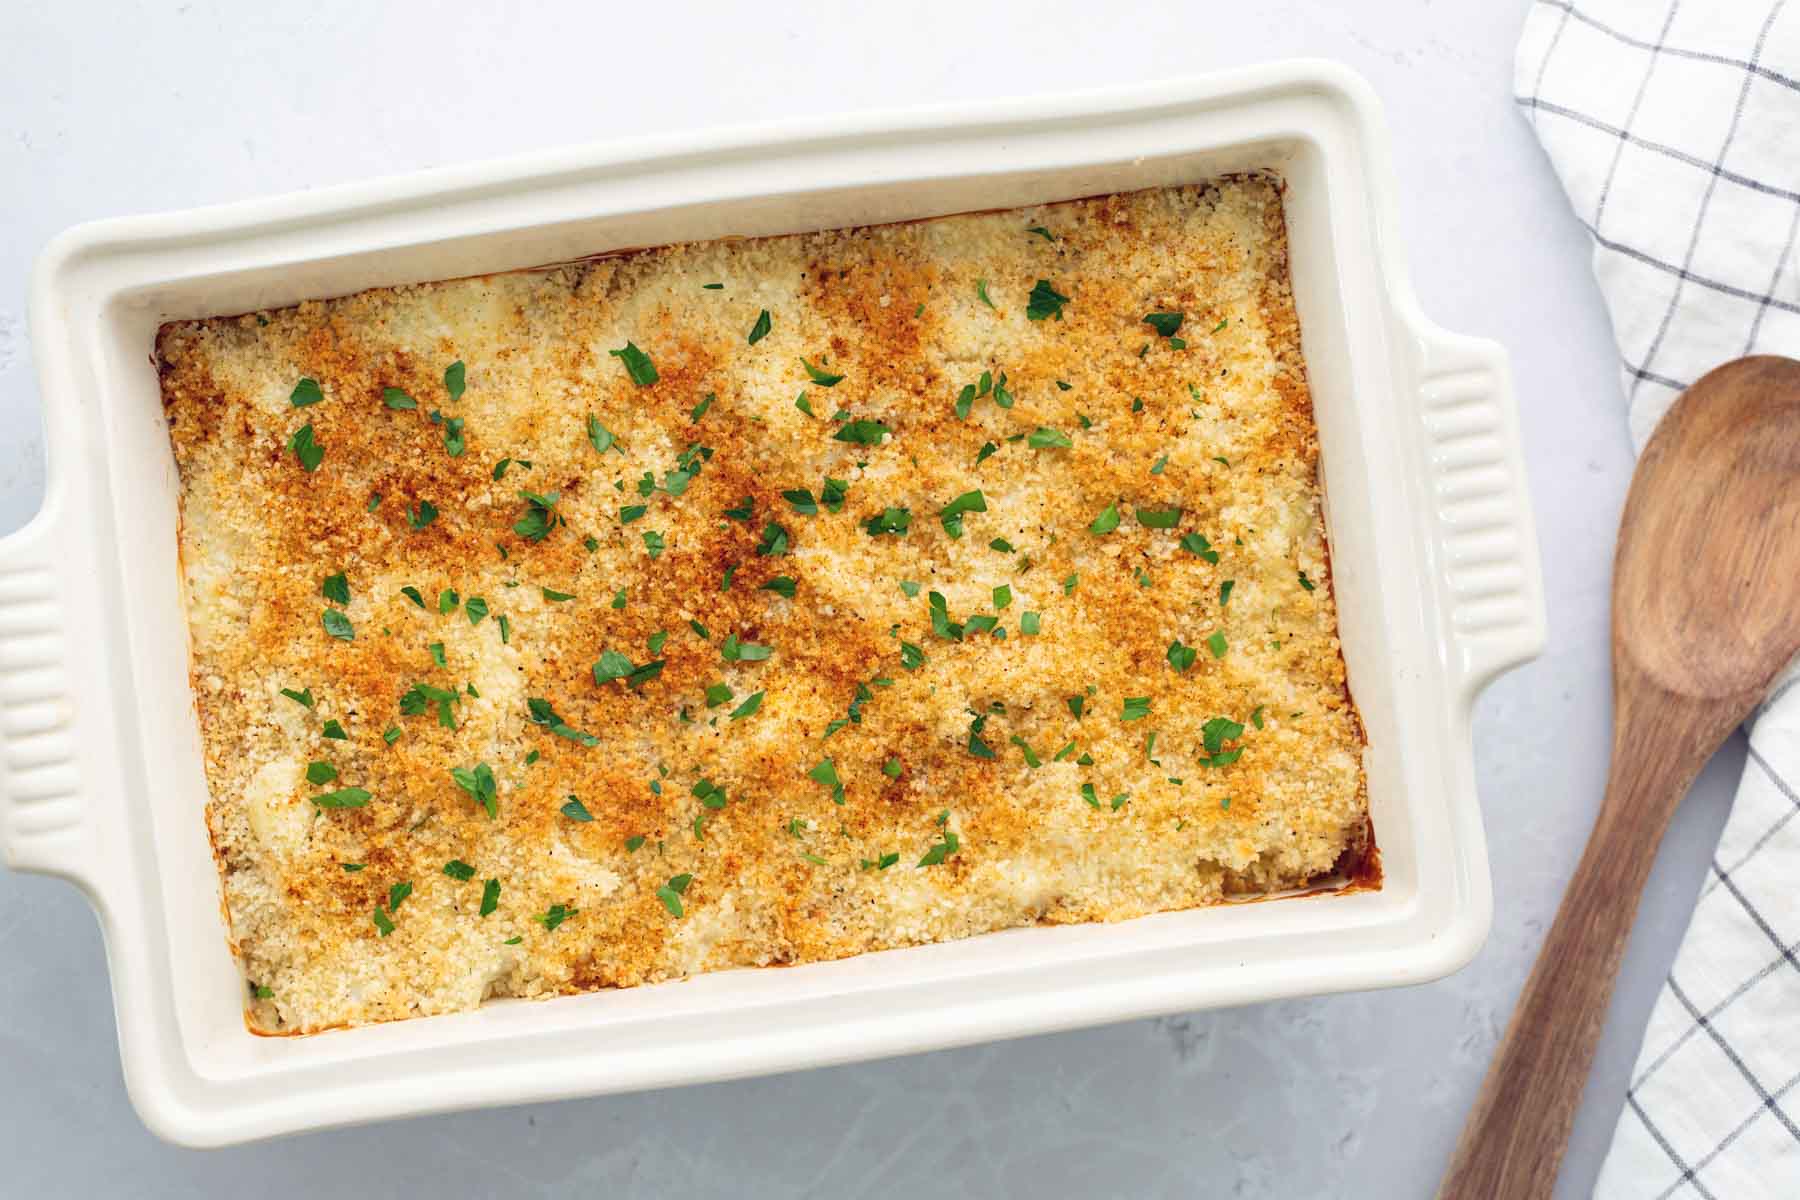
[158,178,1369,1035]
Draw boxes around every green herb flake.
[383,387,417,410]
[1025,279,1069,321]
[1298,570,1316,592]
[976,279,996,310]
[450,762,499,819]
[372,907,396,936]
[1167,639,1197,672]
[1150,454,1169,476]
[305,761,337,785]
[443,859,476,882]
[1144,311,1184,337]
[1028,427,1072,449]
[610,341,659,386]
[1019,611,1041,635]
[561,796,594,822]
[992,584,1012,610]
[312,786,371,810]
[833,419,888,446]
[642,531,666,560]
[938,489,987,539]
[747,309,772,345]
[1206,631,1228,658]
[783,488,819,515]
[1219,580,1235,608]
[882,757,903,779]
[322,609,355,641]
[407,499,439,531]
[1121,696,1151,722]
[1027,225,1055,241]
[730,691,765,720]
[756,521,791,556]
[656,874,693,918]
[863,507,912,537]
[1181,533,1221,564]
[1088,503,1121,535]
[479,878,500,916]
[541,587,575,602]
[918,829,960,867]
[290,377,324,407]
[321,572,350,605]
[800,357,844,387]
[287,423,324,472]
[1135,506,1182,529]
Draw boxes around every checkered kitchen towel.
[1517,1,1800,1195]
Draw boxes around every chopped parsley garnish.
[619,503,647,524]
[989,537,1015,553]
[513,490,562,541]
[541,586,575,602]
[1144,311,1184,337]
[1181,532,1220,563]
[975,441,998,464]
[783,488,819,515]
[761,575,797,599]
[642,531,666,559]
[535,904,577,931]
[479,878,500,916]
[382,725,401,744]
[1135,506,1181,529]
[647,630,669,656]
[795,393,816,417]
[450,763,498,819]
[756,521,790,556]
[800,357,844,386]
[1026,225,1055,241]
[1010,735,1041,768]
[561,796,594,822]
[311,787,370,809]
[444,859,476,881]
[442,416,466,457]
[496,615,512,644]
[729,691,765,720]
[526,696,599,745]
[833,419,888,446]
[610,342,659,386]
[938,490,987,539]
[1121,697,1151,722]
[386,882,414,914]
[721,633,772,662]
[592,650,666,690]
[899,579,921,597]
[899,640,926,670]
[883,757,904,779]
[808,758,844,804]
[690,392,715,422]
[1298,570,1316,591]
[1214,318,1229,333]
[863,507,911,537]
[747,309,772,344]
[917,829,960,867]
[444,359,466,399]
[372,907,395,936]
[1206,631,1228,658]
[1088,503,1120,535]
[1019,611,1041,635]
[586,415,621,456]
[1025,279,1069,321]
[320,573,350,605]
[1150,454,1169,475]
[407,499,439,530]
[1219,580,1235,607]
[966,713,996,759]
[1066,694,1086,718]
[1199,716,1246,767]
[321,609,354,641]
[1028,427,1072,449]
[1062,573,1078,595]
[992,584,1012,610]
[656,874,693,918]
[704,682,734,708]
[976,279,996,309]
[287,423,323,471]
[625,835,646,852]
[383,387,417,410]
[321,719,348,739]
[305,761,337,785]
[290,377,323,407]
[438,588,460,614]
[927,590,964,640]
[611,588,628,610]
[821,477,849,512]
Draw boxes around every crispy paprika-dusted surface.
[157,178,1368,1034]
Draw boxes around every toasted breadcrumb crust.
[157,178,1369,1035]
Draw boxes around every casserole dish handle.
[0,498,93,885]
[1408,321,1547,699]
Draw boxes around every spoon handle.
[1439,687,1722,1198]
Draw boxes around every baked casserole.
[156,177,1370,1034]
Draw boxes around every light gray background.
[0,1,1746,1195]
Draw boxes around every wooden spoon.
[1440,355,1800,1198]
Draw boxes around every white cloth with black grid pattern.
[1517,1,1800,1195]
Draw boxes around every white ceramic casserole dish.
[7,59,1543,1146]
